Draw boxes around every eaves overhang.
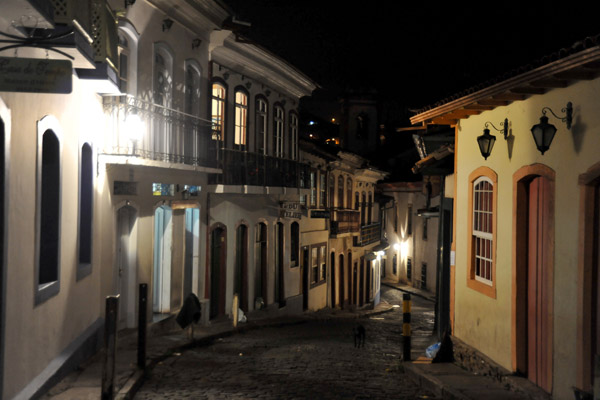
[211,34,319,99]
[410,43,600,126]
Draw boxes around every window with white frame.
[319,171,326,208]
[153,46,172,107]
[211,82,226,141]
[273,105,284,157]
[234,90,248,148]
[256,97,267,154]
[310,170,316,207]
[472,176,494,284]
[320,245,326,281]
[311,246,318,284]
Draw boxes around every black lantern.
[477,128,496,160]
[530,115,557,155]
[530,102,572,155]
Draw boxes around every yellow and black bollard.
[402,293,411,361]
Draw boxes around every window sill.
[35,280,60,305]
[466,278,496,299]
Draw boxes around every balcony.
[0,0,97,69]
[102,95,218,169]
[209,148,310,189]
[76,0,119,94]
[354,223,381,247]
[330,209,360,237]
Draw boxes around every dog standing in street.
[353,323,366,348]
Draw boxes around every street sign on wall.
[280,202,302,219]
[0,57,72,94]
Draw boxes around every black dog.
[353,323,366,348]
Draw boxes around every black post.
[402,293,411,361]
[137,283,147,369]
[101,295,119,400]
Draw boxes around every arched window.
[118,22,138,96]
[78,142,93,279]
[184,61,201,160]
[329,174,335,208]
[367,192,372,225]
[290,222,299,267]
[346,178,352,209]
[337,175,344,208]
[273,105,284,157]
[234,89,248,148]
[184,62,201,117]
[289,112,298,160]
[355,191,359,211]
[211,82,226,142]
[153,44,173,107]
[36,116,62,304]
[361,192,366,226]
[255,97,268,154]
[469,171,497,289]
[118,32,129,93]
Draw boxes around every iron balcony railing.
[330,209,360,236]
[210,148,310,188]
[103,95,218,168]
[353,223,381,247]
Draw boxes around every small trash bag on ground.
[426,342,441,359]
[238,308,247,323]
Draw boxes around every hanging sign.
[0,57,72,94]
[280,202,301,219]
[310,210,330,219]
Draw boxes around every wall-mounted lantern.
[530,102,572,155]
[477,118,508,160]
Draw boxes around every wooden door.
[527,176,551,392]
[330,252,336,307]
[210,227,226,318]
[339,254,345,309]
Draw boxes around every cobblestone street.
[135,287,439,399]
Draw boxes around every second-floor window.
[310,171,316,207]
[211,82,226,141]
[290,112,298,160]
[337,175,344,208]
[347,178,352,209]
[274,105,284,157]
[234,90,248,148]
[153,47,172,107]
[256,98,267,154]
[184,63,201,117]
[329,175,335,208]
[320,172,327,208]
[118,33,129,93]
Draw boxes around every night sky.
[221,1,600,115]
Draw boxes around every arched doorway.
[235,224,248,312]
[183,207,200,299]
[210,225,226,319]
[359,257,365,306]
[513,164,554,393]
[339,254,344,309]
[577,162,600,393]
[275,222,285,307]
[153,205,172,315]
[330,251,336,307]
[117,205,138,328]
[302,246,309,310]
[255,222,267,306]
